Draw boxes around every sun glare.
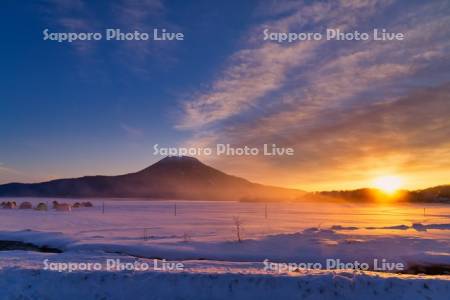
[372,175,403,194]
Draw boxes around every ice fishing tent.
[19,201,32,209]
[35,202,48,211]
[55,203,71,212]
[2,201,16,209]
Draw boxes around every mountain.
[0,156,304,201]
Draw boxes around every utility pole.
[102,201,105,214]
[265,203,268,219]
[174,203,177,216]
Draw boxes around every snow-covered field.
[0,198,449,299]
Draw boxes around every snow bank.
[0,267,448,300]
[0,230,75,250]
[1,228,449,269]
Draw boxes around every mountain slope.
[0,156,304,201]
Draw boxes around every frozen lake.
[1,198,450,244]
[1,197,450,271]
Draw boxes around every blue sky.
[0,0,255,180]
[1,0,449,190]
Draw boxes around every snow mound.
[0,267,449,300]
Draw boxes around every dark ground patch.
[0,240,62,253]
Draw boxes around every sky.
[0,0,449,191]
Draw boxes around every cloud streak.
[176,0,450,190]
[175,0,399,129]
[41,0,176,67]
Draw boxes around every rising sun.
[372,175,403,194]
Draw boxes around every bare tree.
[233,216,243,243]
[143,228,151,241]
[182,232,191,243]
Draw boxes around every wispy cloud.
[113,0,164,30]
[176,0,450,189]
[0,164,23,176]
[111,0,171,64]
[120,122,144,139]
[175,0,397,129]
[41,0,177,67]
[41,0,96,53]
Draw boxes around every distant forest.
[305,185,450,203]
